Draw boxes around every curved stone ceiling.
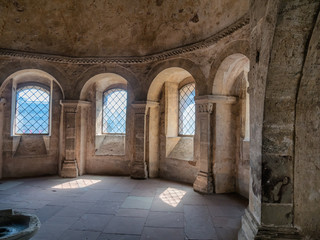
[0,0,249,57]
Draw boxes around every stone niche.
[80,73,133,176]
[0,70,63,178]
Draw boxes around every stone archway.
[211,53,250,196]
[146,67,197,182]
[79,73,134,176]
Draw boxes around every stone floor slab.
[70,213,113,231]
[121,196,153,209]
[145,211,184,228]
[103,216,146,235]
[140,227,185,240]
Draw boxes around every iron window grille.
[179,83,195,135]
[15,85,50,135]
[102,88,127,134]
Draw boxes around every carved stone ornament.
[0,98,7,105]
[197,103,214,114]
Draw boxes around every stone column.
[131,102,147,179]
[193,98,214,194]
[0,98,6,179]
[193,95,238,194]
[147,101,160,178]
[60,100,90,178]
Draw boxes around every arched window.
[14,84,50,135]
[102,88,127,134]
[179,83,195,135]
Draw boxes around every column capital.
[195,95,238,105]
[196,102,214,114]
[60,100,91,113]
[146,100,160,108]
[0,98,7,106]
[131,101,147,114]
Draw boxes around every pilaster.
[0,98,7,179]
[193,98,214,194]
[60,100,90,178]
[131,102,147,179]
[193,95,238,194]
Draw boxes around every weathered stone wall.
[261,0,319,228]
[239,1,320,239]
[294,6,320,237]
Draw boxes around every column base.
[60,160,78,178]
[238,209,259,240]
[193,171,214,194]
[131,162,147,179]
[239,209,302,240]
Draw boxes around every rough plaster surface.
[0,0,248,57]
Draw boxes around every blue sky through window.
[179,83,195,135]
[15,86,50,134]
[103,89,127,134]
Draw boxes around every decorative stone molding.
[146,100,160,108]
[60,100,91,113]
[195,95,238,105]
[0,14,249,65]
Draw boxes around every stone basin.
[0,210,40,240]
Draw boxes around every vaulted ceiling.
[0,0,249,57]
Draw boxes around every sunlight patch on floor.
[52,179,101,189]
[159,187,186,207]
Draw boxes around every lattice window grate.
[103,88,127,134]
[15,85,50,134]
[179,83,195,135]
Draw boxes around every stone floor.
[0,175,247,240]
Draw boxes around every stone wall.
[239,1,320,239]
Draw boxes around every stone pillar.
[131,102,147,179]
[214,101,237,193]
[0,98,6,179]
[147,101,160,178]
[60,100,90,178]
[193,99,214,194]
[193,95,238,194]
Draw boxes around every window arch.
[178,83,195,135]
[102,88,127,134]
[14,84,50,135]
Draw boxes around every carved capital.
[60,100,91,113]
[131,101,147,114]
[0,98,7,106]
[197,103,214,114]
